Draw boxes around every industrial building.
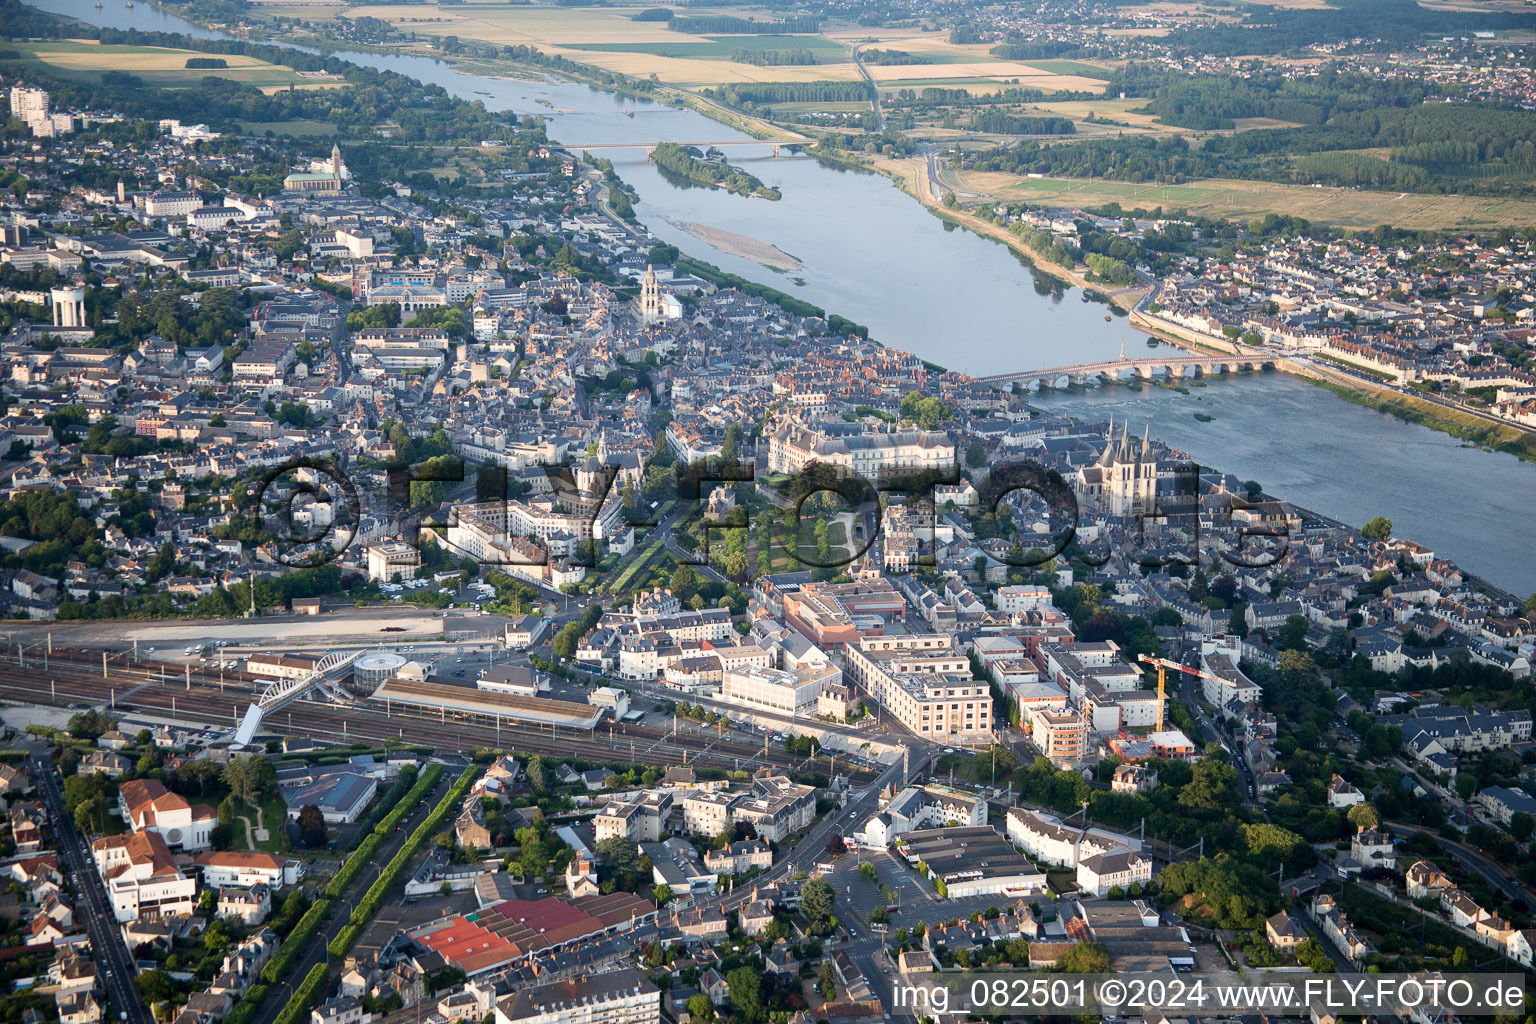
[898,825,1047,899]
[409,893,657,976]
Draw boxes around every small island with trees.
[650,142,782,200]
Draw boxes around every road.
[692,753,920,916]
[254,765,460,1024]
[34,750,152,1024]
[849,43,884,132]
[1176,665,1259,809]
[1392,821,1536,907]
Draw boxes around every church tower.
[331,143,342,177]
[640,264,661,322]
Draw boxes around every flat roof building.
[371,678,603,732]
[898,825,1046,899]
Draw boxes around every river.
[21,0,1536,596]
[1029,367,1536,596]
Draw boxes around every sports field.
[0,40,343,92]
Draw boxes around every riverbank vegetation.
[675,257,867,339]
[1305,374,1536,464]
[650,142,781,199]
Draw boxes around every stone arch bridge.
[977,354,1278,390]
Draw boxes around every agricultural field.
[0,40,343,92]
[1019,59,1113,79]
[337,3,1110,90]
[563,35,848,60]
[959,171,1536,230]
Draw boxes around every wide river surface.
[24,0,1536,596]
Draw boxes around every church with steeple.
[1073,417,1158,517]
[282,143,346,194]
[635,264,681,323]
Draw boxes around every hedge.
[321,762,442,896]
[323,834,383,899]
[331,768,482,956]
[375,763,443,835]
[260,897,332,983]
[272,963,328,1024]
[327,923,360,957]
[223,983,269,1024]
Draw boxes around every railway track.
[0,652,877,783]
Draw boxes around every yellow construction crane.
[1135,653,1226,732]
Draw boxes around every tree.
[670,564,698,602]
[726,967,764,1023]
[297,804,327,847]
[595,835,644,890]
[136,971,180,1004]
[73,794,105,835]
[1361,516,1392,541]
[1279,649,1316,673]
[1276,614,1309,651]
[1346,803,1380,831]
[966,441,987,468]
[67,709,115,741]
[1055,942,1111,972]
[1510,811,1534,842]
[551,622,582,660]
[819,959,836,999]
[686,995,713,1020]
[1455,772,1477,801]
[800,876,836,933]
[1296,937,1336,972]
[899,390,952,430]
[653,883,673,905]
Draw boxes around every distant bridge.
[978,354,1278,389]
[561,139,805,157]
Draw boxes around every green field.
[1009,177,1221,202]
[239,119,341,137]
[1021,59,1112,79]
[565,35,848,59]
